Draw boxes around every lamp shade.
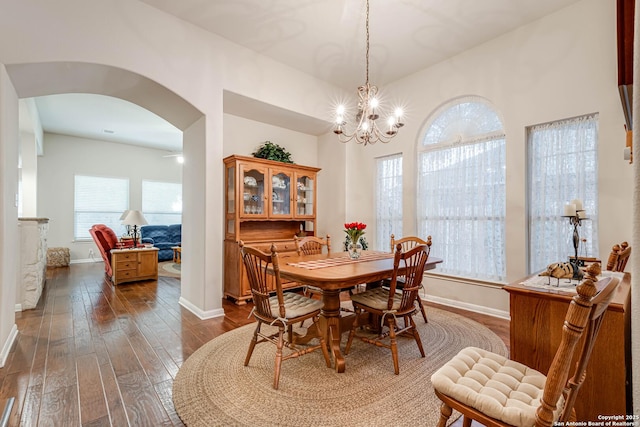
[119,209,132,221]
[122,210,148,226]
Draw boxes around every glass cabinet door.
[240,164,267,218]
[226,164,236,237]
[226,165,235,215]
[295,173,315,218]
[270,171,292,217]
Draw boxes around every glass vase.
[347,240,362,260]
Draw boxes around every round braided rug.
[172,306,507,427]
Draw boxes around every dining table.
[273,250,443,373]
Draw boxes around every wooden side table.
[111,247,159,285]
[504,273,631,420]
[172,246,181,264]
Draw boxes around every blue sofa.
[140,224,181,261]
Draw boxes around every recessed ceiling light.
[102,129,115,134]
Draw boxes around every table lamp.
[122,210,148,247]
[119,209,132,236]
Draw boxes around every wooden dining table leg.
[318,289,346,373]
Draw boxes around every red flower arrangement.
[344,222,367,243]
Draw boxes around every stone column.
[17,218,49,310]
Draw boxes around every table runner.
[288,251,393,270]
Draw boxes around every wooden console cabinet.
[504,273,631,420]
[111,247,159,285]
[223,155,320,304]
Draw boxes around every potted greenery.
[252,141,294,164]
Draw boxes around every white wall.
[222,114,319,167]
[0,64,19,366]
[37,133,183,261]
[323,0,632,316]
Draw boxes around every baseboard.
[14,304,21,312]
[179,297,225,320]
[423,294,510,320]
[0,324,18,368]
[70,258,102,264]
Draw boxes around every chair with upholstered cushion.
[383,234,432,322]
[345,242,431,374]
[239,241,331,389]
[606,241,631,272]
[89,224,120,279]
[430,263,620,427]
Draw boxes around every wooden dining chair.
[383,234,432,322]
[294,235,331,297]
[430,263,620,427]
[294,235,331,256]
[345,242,431,374]
[239,241,331,389]
[606,241,631,272]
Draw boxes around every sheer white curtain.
[417,97,506,281]
[527,114,599,273]
[375,154,403,251]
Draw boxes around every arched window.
[417,96,506,281]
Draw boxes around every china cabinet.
[223,155,321,304]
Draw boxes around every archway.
[3,61,216,322]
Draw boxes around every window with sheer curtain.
[527,114,599,274]
[142,180,182,225]
[375,154,403,251]
[417,97,506,281]
[74,175,129,240]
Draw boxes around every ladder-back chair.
[606,241,631,272]
[239,241,331,389]
[294,235,331,256]
[345,243,431,374]
[384,234,432,322]
[431,263,620,426]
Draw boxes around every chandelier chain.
[365,0,370,86]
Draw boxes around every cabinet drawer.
[115,252,137,261]
[116,260,137,271]
[117,270,136,279]
[251,241,297,255]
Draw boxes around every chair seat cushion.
[431,347,563,426]
[350,287,401,311]
[269,293,323,319]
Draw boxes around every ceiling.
[29,0,582,152]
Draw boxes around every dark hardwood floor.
[0,263,508,426]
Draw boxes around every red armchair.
[89,224,120,279]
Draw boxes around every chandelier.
[333,0,404,145]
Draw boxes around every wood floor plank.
[0,262,510,425]
[117,369,172,426]
[76,353,109,426]
[0,372,30,427]
[125,330,172,385]
[19,384,43,426]
[43,337,77,395]
[38,384,80,427]
[153,379,185,426]
[101,329,143,378]
[97,362,129,427]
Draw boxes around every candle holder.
[562,212,586,280]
